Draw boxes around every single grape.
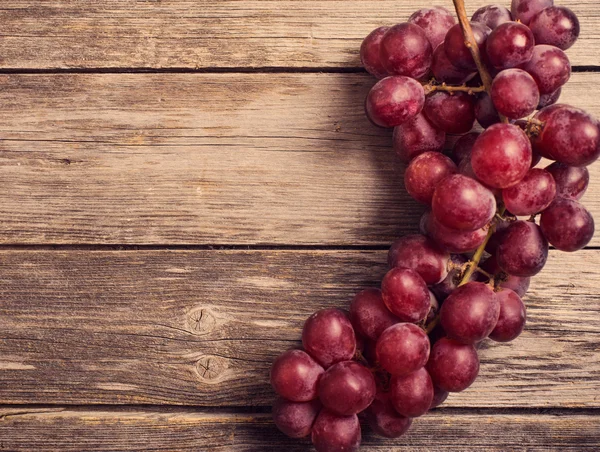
[270,350,324,401]
[529,6,580,50]
[444,22,490,70]
[486,22,534,70]
[423,91,476,134]
[502,168,557,215]
[521,45,570,95]
[489,288,527,342]
[380,23,433,79]
[538,87,562,109]
[360,27,390,79]
[393,113,446,163]
[425,209,490,253]
[496,220,548,277]
[409,7,456,49]
[366,391,412,439]
[540,198,595,251]
[491,69,540,119]
[431,43,476,85]
[451,132,480,164]
[511,0,554,26]
[302,308,356,368]
[471,123,532,189]
[481,254,531,297]
[430,385,449,409]
[532,105,600,167]
[388,234,450,284]
[545,162,589,200]
[404,152,458,206]
[381,267,430,322]
[472,4,512,29]
[430,254,467,301]
[376,323,430,376]
[390,367,434,418]
[432,174,496,231]
[273,398,321,438]
[474,93,501,128]
[427,337,480,392]
[365,76,425,128]
[311,409,361,452]
[318,361,376,416]
[349,288,399,342]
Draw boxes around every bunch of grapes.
[270,1,599,450]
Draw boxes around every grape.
[521,45,570,95]
[424,210,489,253]
[472,4,512,29]
[538,87,562,109]
[404,152,458,206]
[432,174,496,231]
[423,91,476,134]
[376,323,430,376]
[444,22,490,70]
[451,132,480,164]
[540,198,595,251]
[311,409,361,452]
[440,282,500,344]
[529,6,580,51]
[408,7,456,49]
[511,0,554,26]
[471,123,532,189]
[532,105,600,167]
[496,220,548,277]
[545,162,589,200]
[491,69,540,119]
[270,350,324,401]
[486,22,534,70]
[481,254,531,297]
[475,93,501,128]
[431,254,467,301]
[381,267,430,322]
[388,234,451,284]
[431,43,476,85]
[427,337,480,392]
[366,391,412,438]
[318,361,376,416]
[430,385,449,409]
[389,367,434,418]
[273,398,321,438]
[302,308,356,368]
[393,113,446,163]
[360,27,390,79]
[365,76,425,128]
[380,23,433,79]
[502,168,557,215]
[489,289,527,342]
[349,288,399,342]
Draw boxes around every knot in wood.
[195,355,228,383]
[186,307,217,335]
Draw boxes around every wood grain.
[0,249,598,407]
[0,0,597,70]
[0,72,599,245]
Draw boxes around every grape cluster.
[270,1,598,450]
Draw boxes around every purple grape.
[502,168,557,215]
[521,45,570,95]
[486,22,534,70]
[376,323,430,376]
[472,4,513,29]
[360,27,390,79]
[545,162,589,200]
[405,152,458,205]
[451,132,480,164]
[481,255,530,297]
[273,398,321,438]
[491,69,540,119]
[489,289,527,342]
[318,361,376,416]
[431,43,476,84]
[349,288,399,342]
[538,88,562,109]
[388,234,450,284]
[366,391,412,438]
[425,210,489,253]
[511,0,554,26]
[271,350,324,401]
[390,367,434,418]
[365,76,425,128]
[475,93,501,128]
[409,7,456,49]
[424,91,476,134]
[540,198,595,251]
[427,337,480,392]
[529,6,580,50]
[393,113,446,163]
[430,385,449,409]
[444,22,490,70]
[497,220,548,277]
[380,23,433,79]
[311,409,361,452]
[381,267,430,322]
[302,309,356,368]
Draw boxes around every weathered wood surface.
[1,408,598,451]
[0,72,599,245]
[0,0,597,70]
[0,249,598,407]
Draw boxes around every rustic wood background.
[0,1,598,450]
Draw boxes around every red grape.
[424,91,476,134]
[388,233,450,284]
[273,398,321,438]
[491,69,539,119]
[381,267,430,322]
[486,22,534,70]
[425,209,489,253]
[376,323,430,376]
[311,409,361,452]
[365,76,425,128]
[270,349,324,401]
[393,113,446,163]
[366,391,412,438]
[545,162,589,200]
[430,385,449,409]
[302,308,356,368]
[444,22,490,70]
[389,367,434,418]
[481,254,531,297]
[472,4,512,29]
[540,198,595,251]
[380,23,433,79]
[451,132,480,164]
[471,123,532,189]
[427,337,480,392]
[475,93,501,128]
[404,152,458,206]
[349,288,399,342]
[409,7,456,49]
[496,220,548,277]
[489,288,527,342]
[431,43,476,85]
[502,168,557,215]
[360,27,390,79]
[538,87,562,109]
[529,6,580,50]
[511,0,554,26]
[318,361,376,416]
[521,45,570,95]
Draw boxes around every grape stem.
[422,82,486,95]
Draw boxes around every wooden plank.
[0,0,597,70]
[0,72,600,245]
[0,408,598,451]
[0,249,598,407]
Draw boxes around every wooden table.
[0,1,598,450]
